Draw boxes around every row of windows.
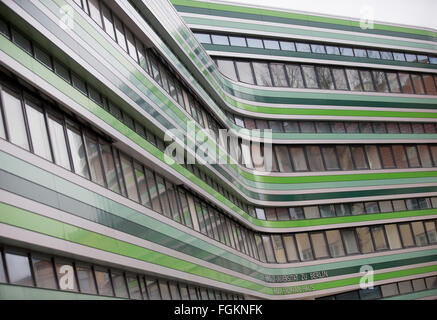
[67,0,225,141]
[238,142,437,172]
[214,57,437,95]
[4,70,437,265]
[253,197,437,221]
[0,13,249,213]
[316,275,437,300]
[0,245,242,300]
[259,220,437,264]
[228,113,437,135]
[194,32,437,65]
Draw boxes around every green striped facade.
[0,0,436,300]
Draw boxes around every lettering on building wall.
[265,270,329,283]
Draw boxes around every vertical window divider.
[61,113,75,173]
[43,108,56,163]
[27,252,36,287]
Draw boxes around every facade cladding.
[0,0,436,301]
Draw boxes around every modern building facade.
[0,0,436,300]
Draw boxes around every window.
[300,121,315,133]
[351,203,364,215]
[322,146,340,170]
[264,40,280,50]
[351,146,368,169]
[246,38,263,48]
[346,69,363,91]
[336,146,354,170]
[112,271,129,298]
[365,145,381,169]
[274,145,292,172]
[371,226,388,250]
[360,71,375,91]
[54,259,78,291]
[398,281,413,294]
[255,208,266,220]
[325,46,340,55]
[76,264,97,294]
[320,205,336,218]
[342,230,359,254]
[262,235,276,263]
[310,44,326,54]
[335,203,351,216]
[405,145,420,167]
[379,200,393,213]
[386,72,401,93]
[411,221,428,246]
[380,51,393,60]
[399,223,415,247]
[306,146,324,171]
[373,71,389,92]
[405,54,417,62]
[67,124,90,179]
[264,208,277,221]
[235,61,255,84]
[289,207,305,220]
[125,29,138,62]
[424,221,437,244]
[270,64,288,87]
[332,68,348,90]
[84,134,105,186]
[423,75,437,94]
[301,65,318,88]
[279,41,295,51]
[326,230,345,257]
[295,233,314,261]
[359,287,382,300]
[356,227,374,253]
[126,275,142,300]
[94,267,113,296]
[34,46,52,69]
[340,47,354,56]
[411,75,425,94]
[365,201,379,214]
[304,206,320,219]
[367,50,380,59]
[392,145,408,168]
[399,73,414,93]
[379,145,395,168]
[88,0,102,27]
[393,52,406,61]
[1,88,29,150]
[316,122,331,133]
[412,278,426,292]
[381,283,399,297]
[289,146,308,171]
[211,34,229,46]
[276,208,290,221]
[12,29,32,54]
[316,67,334,89]
[229,36,246,47]
[31,255,57,289]
[194,33,211,44]
[71,73,87,95]
[283,121,300,133]
[282,235,299,261]
[25,101,52,161]
[252,62,272,86]
[285,65,305,88]
[102,4,116,40]
[310,232,329,259]
[5,251,33,286]
[271,235,286,263]
[295,42,311,52]
[384,224,402,250]
[354,48,367,57]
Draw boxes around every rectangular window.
[411,221,428,246]
[120,153,139,202]
[326,46,340,55]
[12,29,32,54]
[310,232,329,259]
[386,72,401,92]
[316,121,331,133]
[1,88,29,150]
[133,162,150,207]
[373,71,389,92]
[216,59,237,81]
[285,65,305,88]
[252,62,272,86]
[365,145,381,170]
[335,203,351,216]
[88,0,102,27]
[295,233,314,261]
[289,207,305,220]
[24,100,52,161]
[300,121,315,133]
[114,17,127,51]
[326,230,345,257]
[280,41,295,51]
[398,281,413,294]
[373,123,387,133]
[392,145,408,168]
[399,223,415,247]
[320,204,336,218]
[211,34,229,46]
[379,145,395,168]
[71,73,87,95]
[356,227,374,253]
[340,47,354,56]
[405,145,420,167]
[304,206,320,219]
[76,264,97,294]
[5,251,33,286]
[380,51,394,60]
[125,29,138,62]
[262,235,276,263]
[411,74,425,94]
[385,224,402,249]
[360,70,375,91]
[399,73,414,93]
[126,275,141,300]
[270,63,288,87]
[94,267,113,296]
[102,4,116,40]
[381,283,399,297]
[367,50,380,59]
[31,255,57,289]
[194,33,211,44]
[379,200,393,213]
[316,67,334,89]
[301,65,318,88]
[246,38,263,48]
[351,146,368,169]
[84,134,105,186]
[228,36,246,47]
[306,146,324,171]
[311,44,326,54]
[371,226,388,250]
[296,42,311,52]
[282,235,299,262]
[336,146,354,170]
[342,229,359,254]
[354,48,367,57]
[264,40,280,50]
[424,221,437,244]
[332,68,348,90]
[235,61,255,84]
[346,69,363,91]
[67,124,90,179]
[423,75,437,94]
[271,235,287,263]
[289,146,308,171]
[112,271,129,298]
[322,146,340,170]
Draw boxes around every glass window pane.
[423,75,437,94]
[371,226,388,250]
[424,221,437,244]
[399,223,415,247]
[274,146,292,172]
[359,287,382,300]
[169,282,181,300]
[76,264,96,294]
[262,235,276,263]
[340,47,354,56]
[373,71,389,92]
[283,120,299,133]
[316,121,331,133]
[398,281,413,294]
[296,42,311,52]
[354,48,367,57]
[54,259,78,291]
[211,34,229,45]
[88,0,102,26]
[335,203,351,216]
[411,75,425,94]
[285,65,305,88]
[311,232,329,259]
[71,73,87,95]
[252,62,272,86]
[386,72,401,92]
[114,17,127,51]
[271,235,287,263]
[125,29,138,62]
[235,61,255,84]
[411,221,428,246]
[306,146,324,171]
[425,276,437,289]
[34,46,52,69]
[405,145,420,167]
[102,4,116,40]
[289,207,305,220]
[120,153,139,202]
[54,60,70,82]
[385,224,402,250]
[405,54,417,62]
[320,205,335,218]
[304,206,320,219]
[322,146,340,170]
[356,227,374,253]
[381,283,399,297]
[264,40,280,50]
[25,101,52,161]
[194,33,211,44]
[365,145,381,170]
[311,44,326,54]
[342,230,359,254]
[112,271,129,298]
[300,121,315,133]
[146,278,161,300]
[302,65,318,88]
[216,59,237,81]
[393,52,406,61]
[282,235,299,261]
[2,88,29,150]
[32,255,57,289]
[290,146,308,171]
[367,50,381,59]
[316,67,334,89]
[100,143,120,193]
[379,146,395,168]
[365,201,379,214]
[246,38,263,48]
[84,134,105,186]
[295,233,314,261]
[399,73,414,93]
[379,200,393,213]
[360,70,375,91]
[326,230,345,257]
[94,267,113,296]
[279,41,295,51]
[381,51,394,60]
[325,46,340,55]
[126,275,141,300]
[229,36,246,47]
[67,124,90,179]
[270,63,288,87]
[0,253,6,283]
[346,69,362,91]
[12,29,32,54]
[392,145,408,168]
[332,68,348,90]
[351,146,368,169]
[5,252,33,286]
[412,278,426,292]
[336,146,354,170]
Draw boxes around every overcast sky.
[220,0,437,31]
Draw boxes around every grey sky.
[220,0,437,31]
